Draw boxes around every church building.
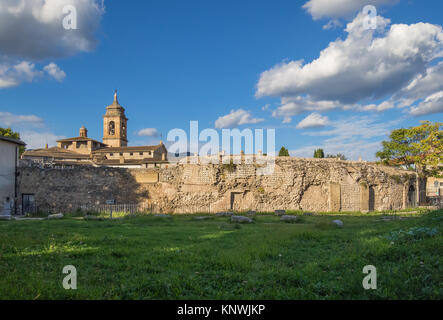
[22,92,168,168]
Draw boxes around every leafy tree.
[326,153,347,160]
[0,127,25,155]
[313,148,324,158]
[278,146,290,157]
[376,121,442,176]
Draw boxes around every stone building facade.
[17,157,426,214]
[0,136,25,215]
[21,91,168,168]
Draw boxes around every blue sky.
[0,0,442,160]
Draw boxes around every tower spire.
[114,89,118,104]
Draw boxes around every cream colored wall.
[0,140,18,213]
[427,177,443,196]
[105,151,155,160]
[58,141,94,155]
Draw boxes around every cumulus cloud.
[257,12,443,121]
[291,115,402,160]
[138,128,159,137]
[0,0,104,88]
[215,109,264,129]
[0,0,105,60]
[43,62,66,82]
[296,112,330,129]
[0,60,66,87]
[0,111,44,127]
[303,0,399,21]
[272,96,343,122]
[409,91,443,116]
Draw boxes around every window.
[130,153,133,156]
[109,121,115,135]
[22,194,35,215]
[120,153,123,156]
[110,153,114,156]
[139,152,143,156]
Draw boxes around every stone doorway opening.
[230,192,242,211]
[369,186,375,211]
[408,185,416,207]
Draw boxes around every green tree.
[376,121,442,176]
[313,148,324,158]
[278,146,290,157]
[0,127,25,155]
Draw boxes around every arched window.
[121,121,126,137]
[109,121,115,135]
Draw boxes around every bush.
[385,227,439,243]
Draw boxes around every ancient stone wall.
[17,158,422,214]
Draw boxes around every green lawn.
[0,210,441,300]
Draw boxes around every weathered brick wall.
[17,158,421,214]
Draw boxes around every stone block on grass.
[216,212,233,217]
[332,220,344,227]
[281,215,299,223]
[193,216,213,220]
[47,213,64,220]
[231,215,253,224]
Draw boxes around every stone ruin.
[17,157,426,214]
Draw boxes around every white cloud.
[257,12,443,122]
[290,115,402,160]
[272,96,343,120]
[0,0,105,60]
[43,62,66,82]
[215,109,264,129]
[0,111,44,127]
[138,128,159,137]
[0,60,66,88]
[0,111,66,149]
[303,115,402,140]
[303,0,399,20]
[409,91,443,116]
[0,0,104,88]
[20,131,66,149]
[296,112,330,129]
[262,104,270,111]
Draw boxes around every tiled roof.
[22,147,90,159]
[92,144,164,153]
[56,136,106,145]
[0,135,26,146]
[95,158,169,165]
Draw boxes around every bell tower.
[103,90,128,147]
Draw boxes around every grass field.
[0,209,441,300]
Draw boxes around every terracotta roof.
[57,136,107,145]
[51,160,95,166]
[93,144,164,153]
[95,158,169,166]
[22,147,90,159]
[0,135,26,146]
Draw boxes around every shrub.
[385,227,439,243]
